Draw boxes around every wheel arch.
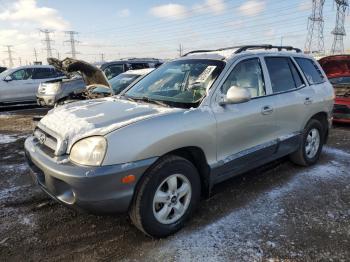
[308,111,329,143]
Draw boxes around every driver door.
[212,57,278,179]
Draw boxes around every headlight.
[43,82,61,95]
[70,136,107,166]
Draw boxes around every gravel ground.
[0,108,349,261]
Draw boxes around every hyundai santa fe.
[25,45,334,237]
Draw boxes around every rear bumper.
[24,136,157,213]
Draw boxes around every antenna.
[331,0,349,54]
[304,0,326,54]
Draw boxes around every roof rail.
[182,44,302,57]
[234,45,302,53]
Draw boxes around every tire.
[129,155,201,238]
[290,119,325,166]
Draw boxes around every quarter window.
[295,57,325,85]
[265,57,304,93]
[221,58,266,98]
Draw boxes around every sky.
[0,0,349,67]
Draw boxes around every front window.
[11,68,33,80]
[109,73,140,94]
[125,59,225,108]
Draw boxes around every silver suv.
[25,45,334,237]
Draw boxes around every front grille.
[333,104,350,114]
[34,128,57,156]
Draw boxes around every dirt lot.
[0,108,349,261]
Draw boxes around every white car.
[0,65,64,104]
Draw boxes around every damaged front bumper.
[24,136,157,213]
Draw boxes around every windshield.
[110,74,140,94]
[125,59,225,108]
[329,76,350,85]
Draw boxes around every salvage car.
[25,45,334,237]
[37,58,156,107]
[0,65,64,104]
[319,55,350,123]
[0,66,6,73]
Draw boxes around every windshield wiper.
[138,96,170,107]
[122,95,137,102]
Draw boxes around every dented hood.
[38,97,175,151]
[48,57,110,88]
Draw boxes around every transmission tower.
[33,48,38,62]
[40,29,54,59]
[4,45,14,68]
[64,31,79,58]
[331,0,349,54]
[305,0,326,54]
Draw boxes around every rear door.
[294,57,331,121]
[263,56,309,152]
[213,56,278,178]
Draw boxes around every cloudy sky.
[0,0,348,66]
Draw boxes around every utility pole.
[331,0,349,54]
[304,0,325,54]
[100,53,105,62]
[40,29,54,59]
[4,45,14,68]
[57,51,60,59]
[64,31,79,58]
[33,48,38,62]
[18,57,22,66]
[178,44,183,57]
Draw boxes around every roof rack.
[183,44,302,57]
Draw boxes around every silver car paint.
[31,51,333,170]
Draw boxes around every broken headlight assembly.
[43,82,62,95]
[69,136,107,166]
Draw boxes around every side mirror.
[220,86,251,105]
[4,75,12,82]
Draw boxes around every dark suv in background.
[98,58,163,80]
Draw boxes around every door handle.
[261,105,273,115]
[304,97,313,105]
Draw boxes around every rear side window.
[265,57,304,93]
[32,68,55,79]
[295,58,324,85]
[104,64,124,80]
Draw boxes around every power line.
[40,29,54,59]
[64,30,79,58]
[331,0,349,54]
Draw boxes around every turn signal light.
[121,175,136,184]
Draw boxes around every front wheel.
[290,119,325,166]
[129,155,201,238]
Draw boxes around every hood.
[319,55,350,78]
[39,97,175,150]
[48,57,110,88]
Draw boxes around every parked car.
[0,65,64,104]
[0,66,6,73]
[99,58,162,80]
[319,55,350,123]
[37,57,154,107]
[25,45,334,237]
